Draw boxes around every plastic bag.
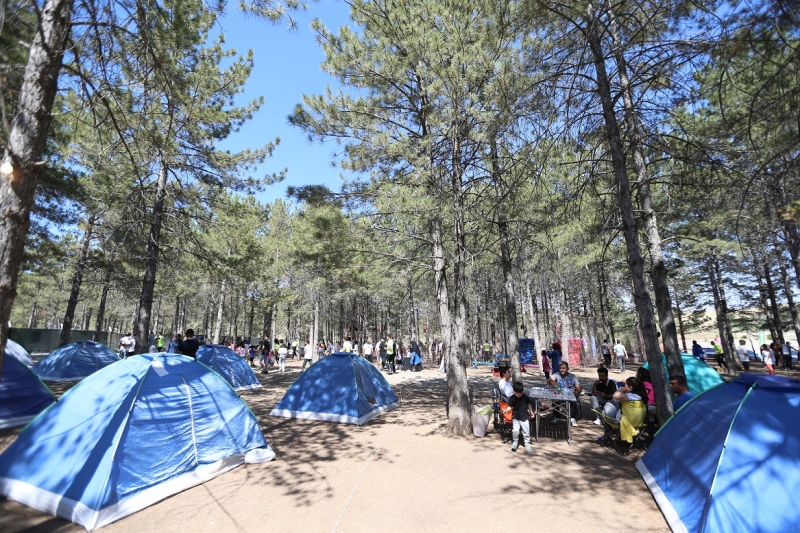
[475,404,492,416]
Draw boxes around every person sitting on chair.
[590,367,619,425]
[502,381,535,453]
[548,362,583,427]
[670,375,695,411]
[597,377,647,444]
[498,366,513,399]
[635,367,657,417]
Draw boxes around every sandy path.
[0,360,669,532]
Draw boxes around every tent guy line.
[331,393,403,533]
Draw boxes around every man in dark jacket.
[178,329,200,359]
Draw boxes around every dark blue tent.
[196,344,260,391]
[270,352,400,425]
[32,341,119,382]
[0,353,55,429]
[0,354,273,530]
[637,373,800,533]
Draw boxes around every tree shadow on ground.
[0,362,654,532]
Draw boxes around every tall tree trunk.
[777,249,800,346]
[764,264,785,344]
[674,297,688,352]
[133,159,169,353]
[491,136,521,381]
[27,295,38,328]
[58,216,95,347]
[706,255,736,375]
[607,10,684,379]
[213,280,226,344]
[0,0,74,373]
[171,294,181,336]
[93,270,111,341]
[775,175,800,290]
[449,166,472,437]
[263,301,273,337]
[247,295,255,341]
[524,278,543,364]
[586,4,672,422]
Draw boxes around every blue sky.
[216,1,355,204]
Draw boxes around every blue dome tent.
[0,354,274,531]
[6,339,33,367]
[643,354,724,394]
[271,352,400,425]
[32,341,119,382]
[0,352,55,429]
[196,344,260,391]
[636,373,800,533]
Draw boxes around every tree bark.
[777,248,800,346]
[59,216,95,347]
[93,270,111,341]
[0,0,74,374]
[491,136,521,381]
[607,9,685,380]
[213,279,226,344]
[586,3,673,422]
[764,264,785,344]
[448,164,472,437]
[706,255,736,375]
[133,159,169,353]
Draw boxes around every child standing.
[503,381,535,453]
[278,343,288,374]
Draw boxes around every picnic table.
[530,386,576,445]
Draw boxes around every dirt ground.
[0,359,681,533]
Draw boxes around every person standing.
[167,333,182,353]
[317,341,325,361]
[278,342,288,374]
[691,340,704,359]
[118,333,131,359]
[613,340,627,373]
[178,329,200,359]
[549,342,562,371]
[385,335,397,374]
[711,340,728,372]
[736,340,750,372]
[155,332,165,352]
[762,344,775,375]
[502,382,535,453]
[342,336,353,353]
[362,338,374,361]
[302,340,313,370]
[600,339,612,367]
[782,341,793,370]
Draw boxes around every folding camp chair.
[493,389,513,441]
[593,400,648,456]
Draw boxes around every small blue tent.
[0,352,55,429]
[0,354,274,531]
[643,354,724,394]
[6,339,33,367]
[196,344,260,391]
[271,352,400,425]
[637,373,800,533]
[32,340,119,382]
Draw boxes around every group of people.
[118,330,199,358]
[497,350,701,452]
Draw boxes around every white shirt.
[342,340,353,353]
[278,347,288,359]
[614,343,626,357]
[363,342,373,356]
[763,349,775,365]
[304,344,313,359]
[736,345,750,363]
[125,336,136,353]
[498,378,514,398]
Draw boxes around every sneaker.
[525,444,533,453]
[593,418,602,425]
[511,442,518,451]
[570,418,578,427]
